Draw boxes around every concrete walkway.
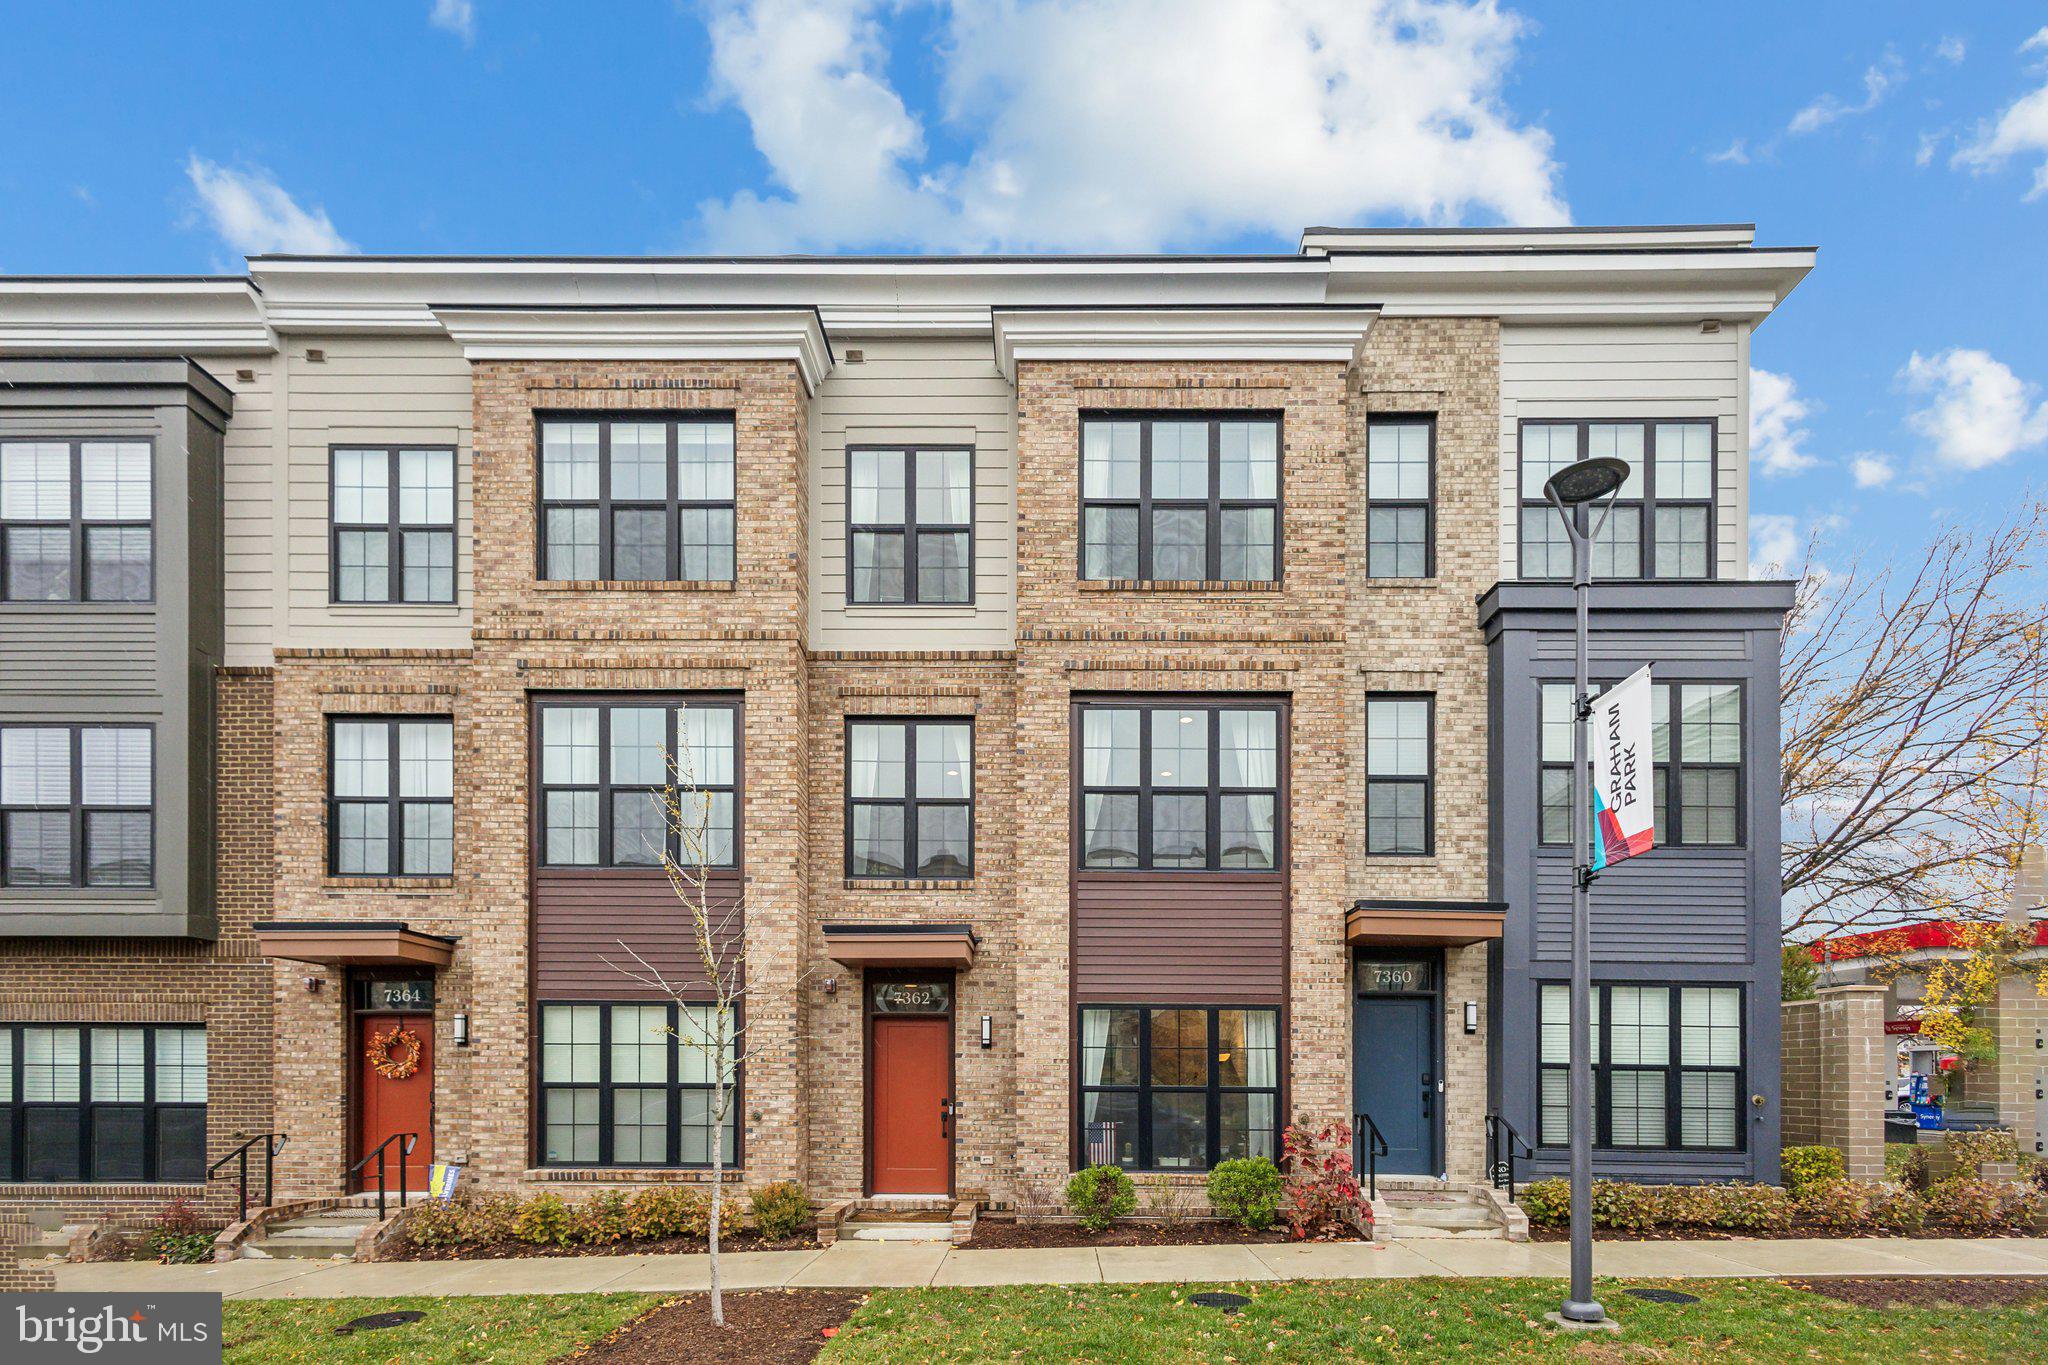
[44,1236,2048,1300]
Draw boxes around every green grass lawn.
[221,1292,659,1364]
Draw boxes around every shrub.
[143,1199,214,1265]
[1945,1127,2020,1176]
[1589,1181,1659,1234]
[1923,1177,2004,1234]
[405,1191,519,1249]
[573,1191,631,1245]
[511,1192,576,1246]
[1653,1184,1721,1229]
[750,1181,813,1241]
[1868,1183,1927,1235]
[1279,1123,1372,1241]
[1518,1178,1569,1228]
[1708,1182,1792,1233]
[687,1189,745,1242]
[1207,1158,1283,1232]
[1885,1143,1933,1192]
[1780,1145,1846,1195]
[1065,1164,1137,1233]
[625,1188,697,1241]
[2027,1155,2048,1196]
[1995,1183,2047,1234]
[1793,1178,1875,1233]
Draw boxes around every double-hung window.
[1080,417,1279,583]
[1537,983,1743,1150]
[1078,701,1280,871]
[539,418,735,582]
[0,440,152,602]
[1364,696,1433,855]
[1540,681,1741,846]
[538,1002,736,1167]
[0,1024,206,1183]
[845,719,972,879]
[1078,1006,1279,1171]
[537,699,739,869]
[327,718,454,875]
[1518,420,1715,580]
[0,724,152,888]
[848,448,972,604]
[331,447,456,603]
[1365,418,1434,578]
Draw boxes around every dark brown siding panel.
[532,870,743,999]
[1072,873,1285,1004]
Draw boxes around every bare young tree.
[1778,500,2048,938]
[602,720,805,1329]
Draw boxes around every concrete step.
[1394,1225,1513,1239]
[1392,1206,1499,1231]
[844,1222,954,1242]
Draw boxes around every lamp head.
[1543,456,1630,507]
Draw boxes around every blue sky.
[4,2,2047,569]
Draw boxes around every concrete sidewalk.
[44,1235,2048,1300]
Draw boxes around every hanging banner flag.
[1589,665,1655,870]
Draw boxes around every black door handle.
[1421,1075,1433,1119]
[940,1098,957,1140]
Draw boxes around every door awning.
[822,922,978,970]
[1346,900,1505,948]
[254,921,458,969]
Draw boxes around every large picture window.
[1364,695,1433,855]
[1540,681,1741,847]
[1080,416,1280,583]
[0,724,152,888]
[0,1024,206,1183]
[536,698,740,869]
[538,1003,736,1167]
[0,440,152,603]
[1078,1006,1279,1171]
[847,447,972,604]
[1537,983,1743,1151]
[539,417,735,583]
[1365,418,1434,578]
[1518,420,1715,580]
[845,719,973,879]
[331,446,457,603]
[1077,701,1281,871]
[327,718,454,876]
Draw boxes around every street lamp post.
[1543,455,1630,1328]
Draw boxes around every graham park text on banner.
[1590,665,1655,870]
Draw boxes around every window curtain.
[1243,1009,1277,1090]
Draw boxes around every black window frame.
[1364,693,1434,857]
[534,414,737,584]
[0,722,154,889]
[0,1023,207,1185]
[1535,981,1747,1153]
[534,1000,741,1170]
[533,695,743,872]
[1516,418,1718,582]
[325,715,455,877]
[1075,1004,1282,1173]
[843,717,975,880]
[1077,413,1283,584]
[1538,680,1744,849]
[328,444,458,605]
[1364,414,1436,579]
[1074,697,1285,873]
[0,437,155,604]
[845,445,975,606]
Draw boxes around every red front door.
[355,1014,434,1192]
[870,1016,951,1195]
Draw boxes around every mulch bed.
[1531,1225,2042,1243]
[961,1217,1292,1249]
[1788,1276,2048,1309]
[568,1291,864,1364]
[397,1232,818,1261]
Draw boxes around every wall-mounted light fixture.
[454,1012,470,1048]
[1463,1001,1479,1035]
[823,976,839,996]
[980,1015,993,1049]
[304,976,322,994]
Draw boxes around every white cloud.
[1850,453,1895,488]
[1936,35,1966,65]
[1750,367,1819,477]
[1749,513,1803,578]
[1954,28,2048,199]
[1789,49,1905,135]
[184,156,353,256]
[1708,138,1749,166]
[1900,348,2048,470]
[694,0,1568,252]
[430,0,475,44]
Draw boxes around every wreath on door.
[366,1025,423,1081]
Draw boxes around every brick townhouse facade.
[0,225,1810,1225]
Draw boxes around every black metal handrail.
[345,1132,418,1221]
[208,1132,288,1223]
[1352,1111,1390,1201]
[1485,1114,1534,1204]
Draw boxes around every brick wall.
[1779,984,1885,1178]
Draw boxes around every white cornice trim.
[0,280,272,355]
[429,307,833,393]
[990,307,1379,380]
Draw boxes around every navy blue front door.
[1354,995,1436,1175]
